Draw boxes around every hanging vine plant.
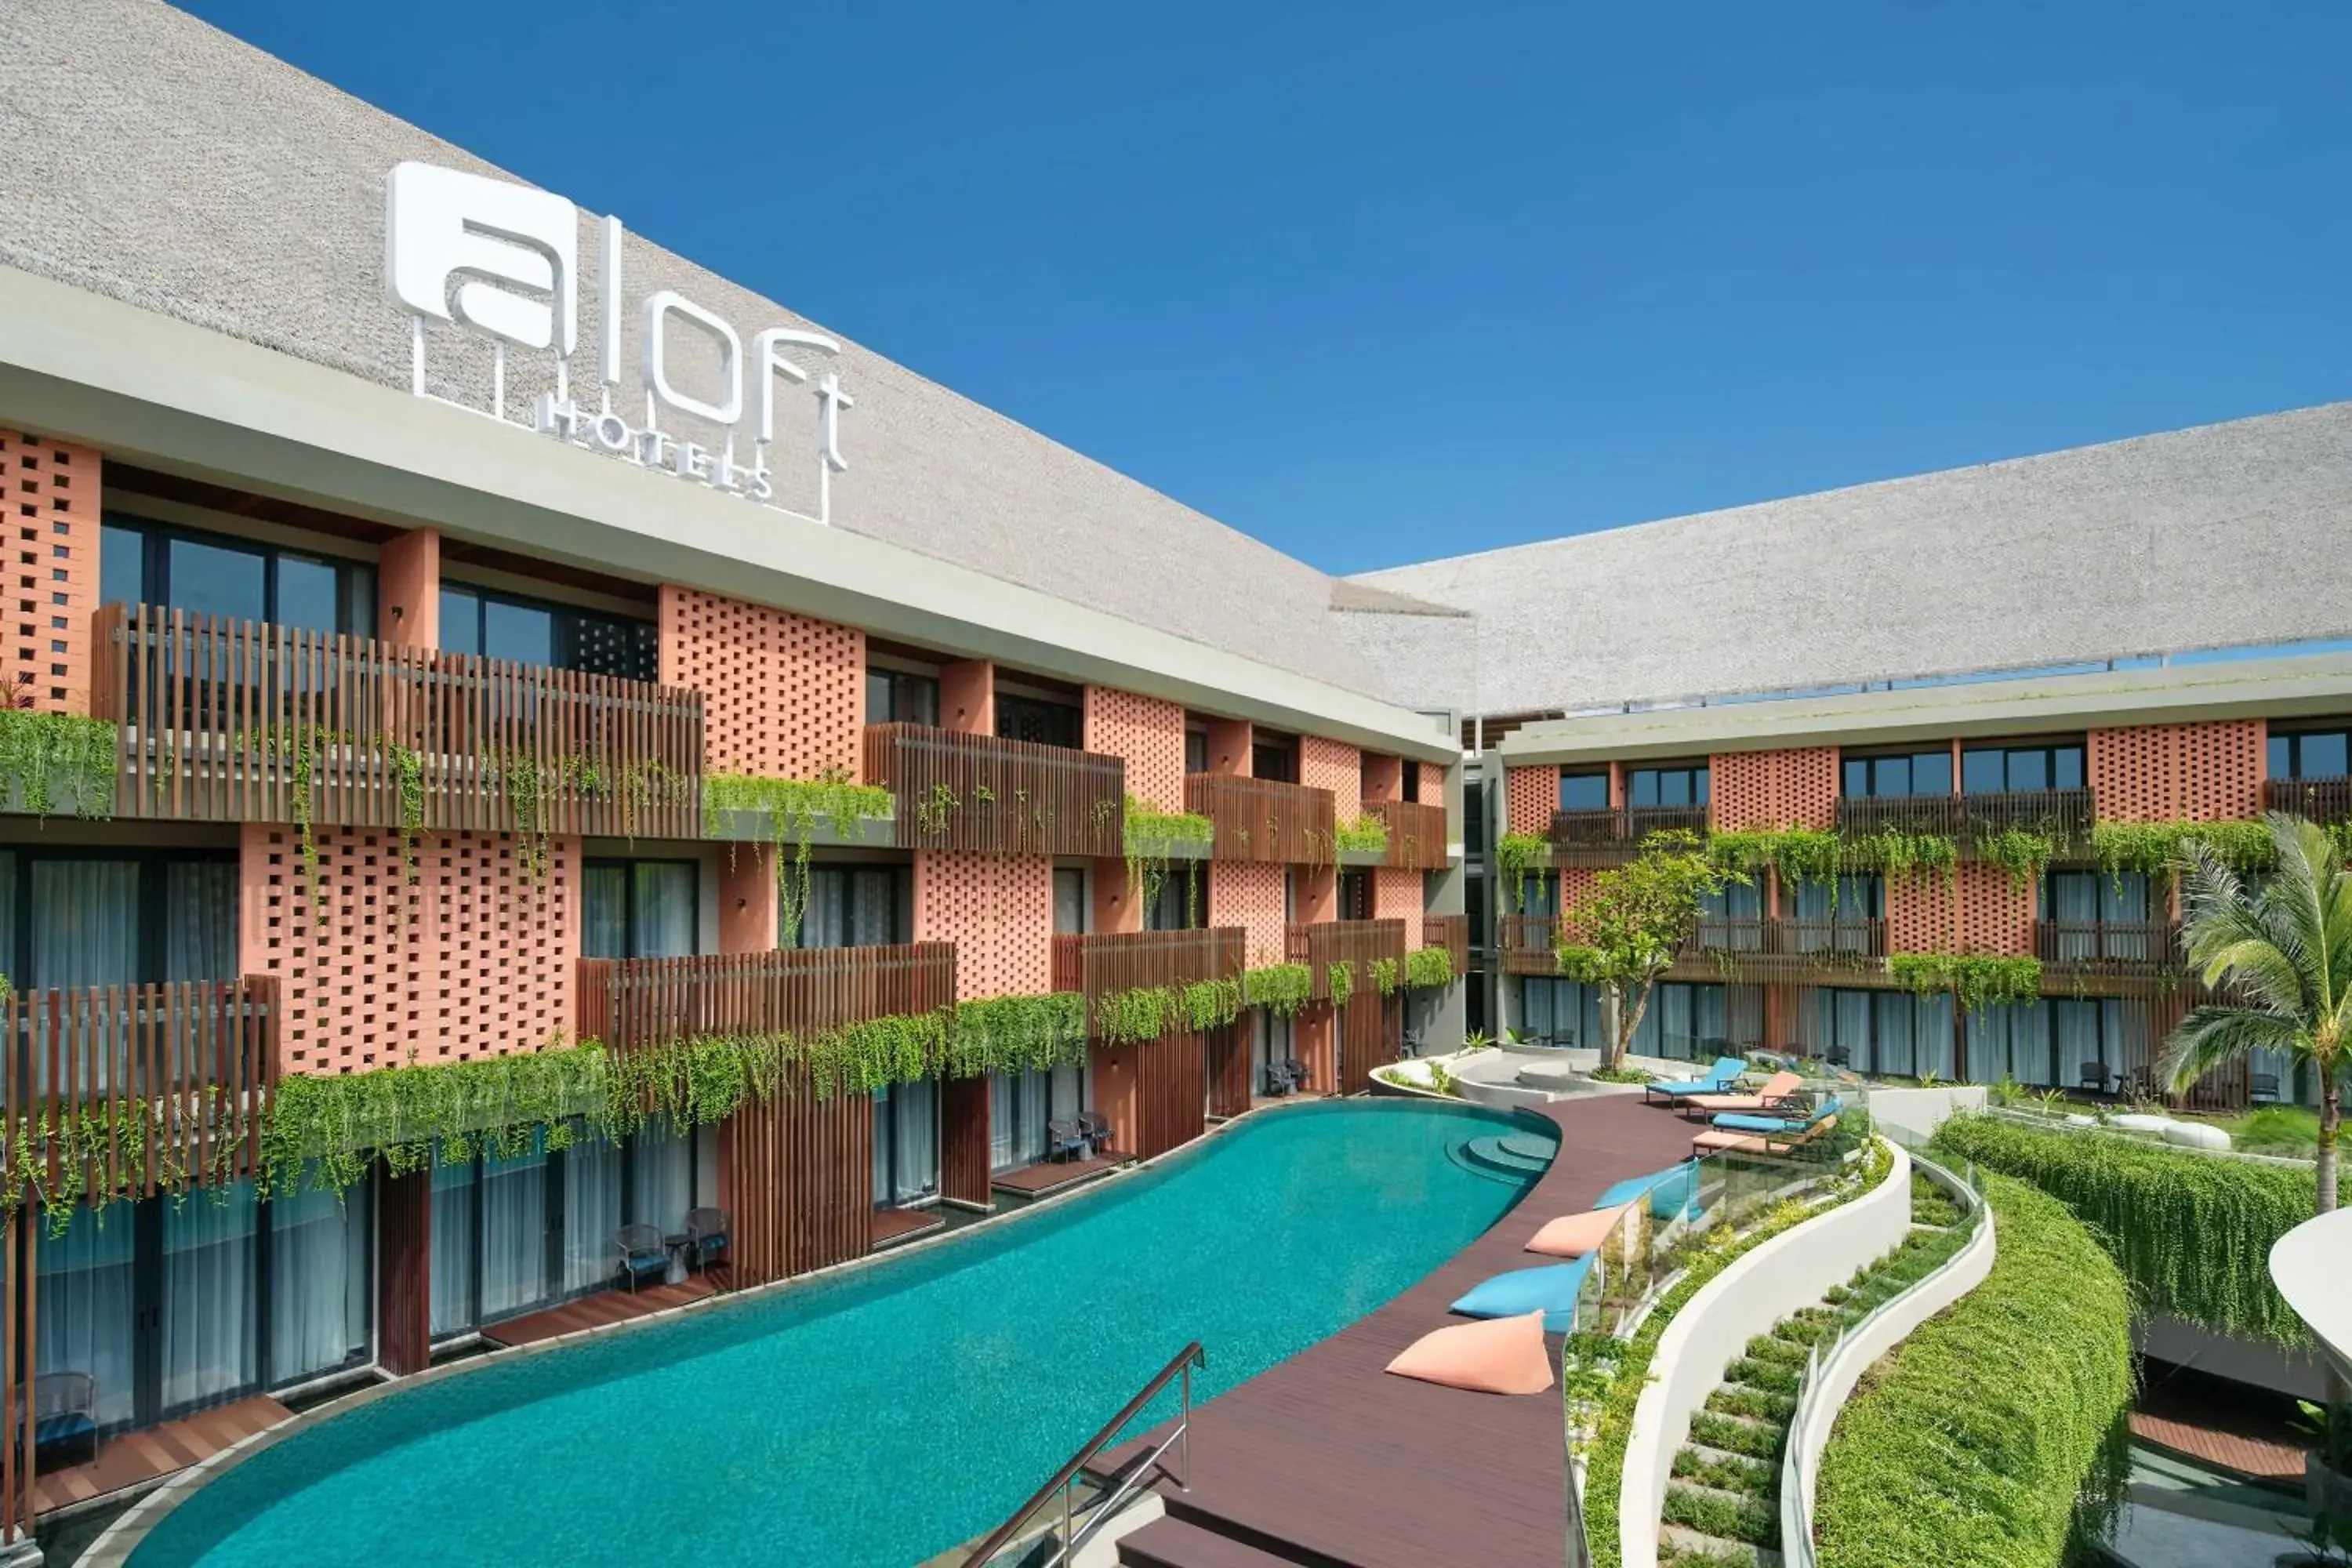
[703,771,895,945]
[1368,956,1401,995]
[2090,818,2274,884]
[1334,815,1390,856]
[1887,951,2044,1012]
[0,708,117,821]
[1123,795,1213,924]
[1327,961,1356,1009]
[1495,831,1550,909]
[1096,977,1246,1047]
[1243,963,1314,1017]
[1403,946,1454,989]
[1974,825,2061,893]
[1709,826,1845,889]
[1846,826,1959,889]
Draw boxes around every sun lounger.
[1681,1070,1805,1120]
[1692,1114,1840,1156]
[1642,1056,1748,1105]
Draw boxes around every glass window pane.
[1628,771,1658,807]
[1878,756,1910,797]
[1559,773,1607,811]
[103,523,147,609]
[430,1158,478,1338]
[274,554,339,635]
[2053,745,2085,791]
[31,859,139,988]
[904,677,938,728]
[865,671,893,725]
[630,1120,695,1235]
[2007,749,2049,792]
[341,564,378,641]
[1657,770,1690,808]
[633,863,695,958]
[581,866,629,960]
[482,599,554,667]
[165,861,238,982]
[439,587,481,658]
[480,1139,550,1321]
[1052,869,1087,935]
[270,1173,370,1385]
[1843,757,1867,797]
[37,1200,139,1429]
[168,537,267,623]
[1694,767,1711,804]
[1961,748,2006,794]
[161,1179,260,1413]
[2306,732,2350,779]
[2269,734,2292,779]
[561,1135,624,1294]
[1911,751,1951,797]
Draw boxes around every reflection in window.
[2270,728,2351,780]
[1961,742,2083,794]
[1843,751,1952,798]
[1558,771,1608,811]
[1629,765,1709,808]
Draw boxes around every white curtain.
[807,869,898,949]
[31,858,138,989]
[165,861,238,982]
[2052,999,2108,1090]
[891,1080,938,1202]
[563,1135,624,1294]
[634,864,695,957]
[1519,978,1554,1043]
[990,1070,1049,1172]
[630,1120,695,1236]
[1967,1003,2048,1086]
[581,866,629,960]
[160,1182,259,1414]
[270,1177,369,1384]
[37,1201,137,1429]
[480,1143,549,1321]
[1050,1064,1087,1119]
[430,1159,477,1338]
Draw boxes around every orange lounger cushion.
[1686,1071,1805,1116]
[1385,1309,1555,1395]
[1524,1203,1634,1258]
[1693,1113,1837,1156]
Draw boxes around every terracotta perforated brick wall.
[1083,687,1185,813]
[1375,868,1424,951]
[240,825,580,1076]
[1711,747,1840,831]
[1210,861,1290,968]
[1884,865,2032,956]
[1301,735,1359,804]
[659,585,862,779]
[1505,766,1554,836]
[2089,721,2265,822]
[913,850,1050,999]
[1555,865,1602,942]
[0,431,98,713]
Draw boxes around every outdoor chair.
[1823,1046,1851,1069]
[685,1207,729,1272]
[1076,1109,1115,1154]
[1642,1056,1747,1106]
[616,1223,671,1294]
[1046,1118,1089,1161]
[31,1371,96,1465]
[2079,1061,2112,1095]
[2250,1071,2282,1105]
[1285,1056,1312,1092]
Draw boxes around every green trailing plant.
[1976,824,2062,893]
[1844,826,1958,890]
[1123,795,1214,923]
[1402,946,1454,989]
[1334,814,1390,856]
[1368,956,1400,996]
[1933,1112,2312,1345]
[703,771,895,946]
[384,740,426,884]
[2092,817,2275,881]
[1709,826,1844,891]
[942,993,1089,1077]
[1887,952,2045,1013]
[1495,831,1549,909]
[0,709,116,821]
[1558,829,1742,1072]
[1327,961,1356,1010]
[1813,1174,2134,1568]
[1243,963,1314,1017]
[1094,978,1245,1047]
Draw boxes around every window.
[2042,870,2154,962]
[1466,872,1488,949]
[1843,750,1952,798]
[799,866,909,949]
[103,515,375,636]
[866,669,940,727]
[1558,770,1609,812]
[1403,760,1421,804]
[1803,988,1955,1079]
[1961,742,2083,795]
[872,1083,938,1207]
[2270,727,2351,781]
[1337,870,1373,922]
[1145,864,1204,931]
[1786,873,1884,923]
[991,1065,1087,1171]
[1517,871,1559,917]
[1185,729,1210,775]
[2,850,237,989]
[1465,774,1488,857]
[1252,735,1298,784]
[1628,764,1709,808]
[996,693,1081,750]
[1052,868,1087,935]
[581,861,698,960]
[440,583,655,681]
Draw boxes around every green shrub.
[1814,1174,2134,1568]
[1662,1486,1777,1544]
[1932,1112,2311,1345]
[1689,1410,1785,1460]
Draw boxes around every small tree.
[2163,813,2350,1214]
[1556,829,1741,1073]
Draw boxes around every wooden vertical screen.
[2,1214,34,1548]
[1206,1022,1252,1119]
[940,1074,993,1208]
[376,1166,434,1376]
[1130,1025,1210,1160]
[1184,774,1338,864]
[723,1070,875,1287]
[863,723,1124,857]
[1338,992,1401,1096]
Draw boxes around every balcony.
[1051,927,1247,1037]
[1,976,279,1192]
[1833,788,2094,848]
[1285,918,1408,1000]
[89,604,704,837]
[1497,913,1559,975]
[576,944,956,1055]
[1422,913,1469,975]
[1184,774,1337,864]
[1548,804,1710,856]
[1687,916,1886,970]
[862,724,1124,858]
[2267,776,2352,825]
[2034,920,2180,974]
[1366,798,1450,871]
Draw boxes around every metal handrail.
[960,1340,1206,1568]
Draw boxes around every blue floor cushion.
[1450,1257,1595,1334]
[1711,1112,1794,1134]
[1595,1160,1701,1220]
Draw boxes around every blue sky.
[190,2,2349,574]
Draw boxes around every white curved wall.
[1617,1144,1912,1568]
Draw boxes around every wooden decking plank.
[34,1393,291,1516]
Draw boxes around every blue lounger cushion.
[1450,1256,1595,1334]
[1711,1094,1842,1136]
[1593,1160,1702,1220]
[34,1411,93,1449]
[1648,1057,1748,1097]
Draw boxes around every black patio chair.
[2079,1061,2112,1096]
[615,1223,671,1294]
[1285,1056,1312,1093]
[1076,1109,1115,1154]
[2250,1071,2282,1105]
[1045,1118,1089,1161]
[31,1371,97,1465]
[685,1207,730,1272]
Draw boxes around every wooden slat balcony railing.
[862,724,1123,858]
[0,976,278,1200]
[1285,918,1410,1000]
[1689,916,1886,967]
[2267,776,2352,825]
[1833,788,2095,847]
[2034,920,2180,971]
[1497,913,1559,975]
[1422,913,1469,976]
[1184,774,1338,864]
[1548,804,1711,851]
[1366,799,1450,871]
[576,944,956,1055]
[1051,927,1247,1037]
[89,603,704,837]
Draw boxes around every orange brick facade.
[1301,735,1360,804]
[1083,686,1186,813]
[913,850,1052,999]
[1376,867,1425,950]
[1711,746,1839,831]
[1883,863,2033,956]
[659,584,864,779]
[1210,861,1290,968]
[1505,764,1554,836]
[0,430,99,713]
[2089,720,2266,822]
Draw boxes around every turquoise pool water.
[128,1100,1552,1568]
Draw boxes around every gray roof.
[0,0,1412,703]
[1355,401,2352,717]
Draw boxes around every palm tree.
[2162,813,2350,1214]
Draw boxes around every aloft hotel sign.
[385,161,852,522]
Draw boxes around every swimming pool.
[125,1100,1552,1568]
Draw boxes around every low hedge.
[1931,1112,2313,1346]
[1813,1174,2134,1568]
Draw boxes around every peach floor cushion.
[1385,1309,1555,1395]
[1524,1203,1634,1259]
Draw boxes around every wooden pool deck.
[34,1394,289,1515]
[993,1149,1135,1200]
[480,1272,727,1349]
[873,1206,949,1249]
[1112,1093,1695,1568]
